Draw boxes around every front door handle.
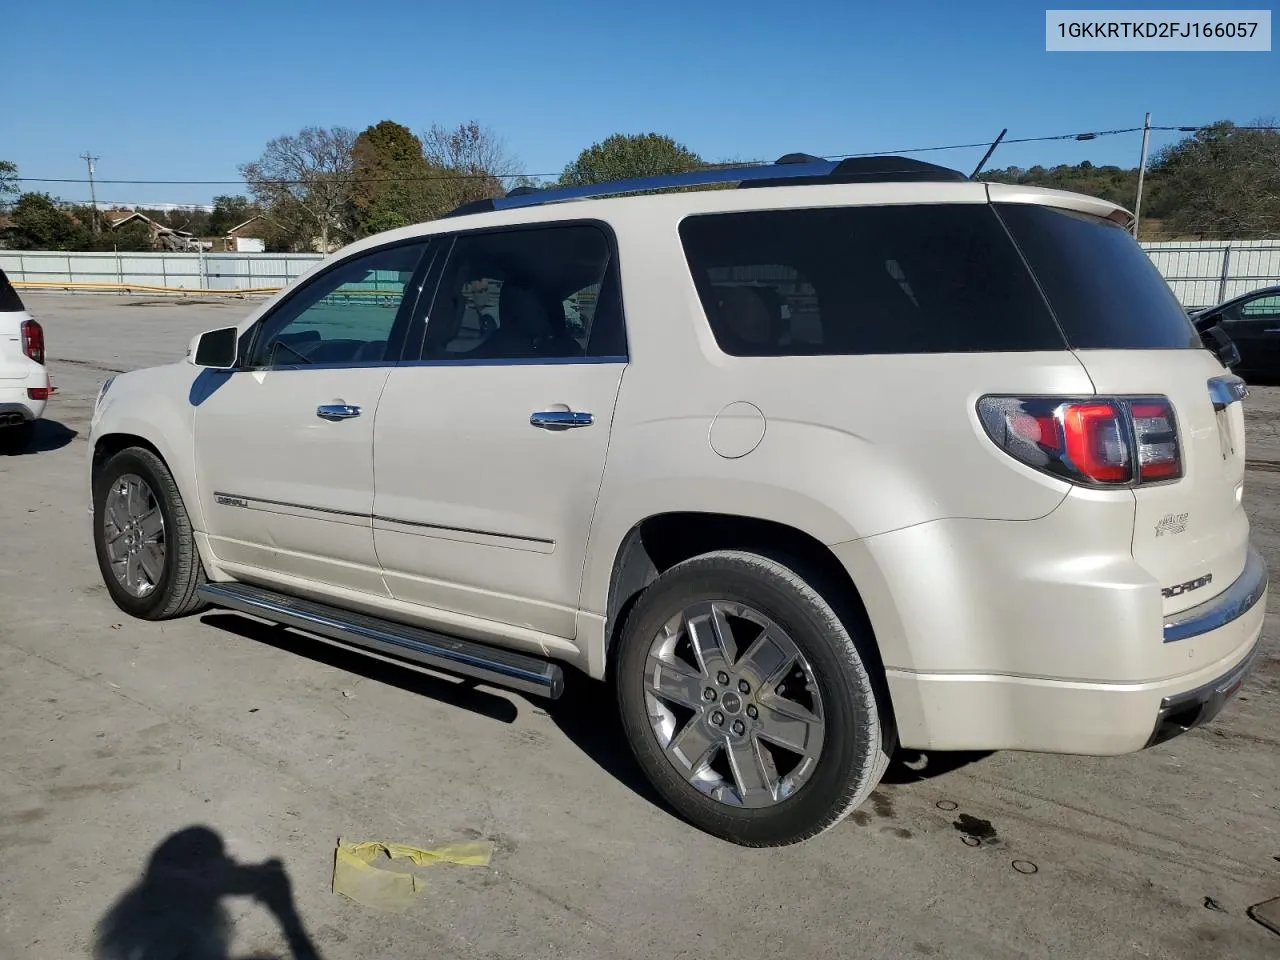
[317,403,362,421]
[530,410,593,430]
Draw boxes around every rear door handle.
[530,410,593,430]
[317,403,361,421]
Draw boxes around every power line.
[14,124,1280,188]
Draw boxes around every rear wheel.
[93,446,207,620]
[615,550,889,846]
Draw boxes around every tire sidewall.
[93,449,180,618]
[616,553,880,845]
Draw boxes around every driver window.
[251,242,428,368]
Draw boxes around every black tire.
[0,421,34,454]
[93,446,208,620]
[616,550,890,846]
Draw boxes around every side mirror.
[188,327,239,369]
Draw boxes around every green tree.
[0,160,17,202]
[348,121,439,237]
[207,194,261,237]
[4,192,91,250]
[1148,120,1280,238]
[560,132,704,186]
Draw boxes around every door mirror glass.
[190,327,239,369]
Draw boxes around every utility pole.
[1132,113,1151,239]
[79,152,101,233]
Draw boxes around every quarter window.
[423,224,624,361]
[250,242,428,367]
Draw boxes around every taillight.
[20,319,45,365]
[27,387,50,401]
[978,395,1181,487]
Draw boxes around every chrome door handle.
[317,403,361,421]
[530,410,593,430]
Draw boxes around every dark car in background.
[1192,285,1280,381]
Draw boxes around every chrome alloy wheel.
[643,601,826,808]
[102,473,166,598]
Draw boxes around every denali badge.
[1154,512,1189,537]
[1162,573,1212,599]
[215,495,249,508]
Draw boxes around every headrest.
[498,282,555,339]
[716,285,775,345]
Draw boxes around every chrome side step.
[197,582,564,699]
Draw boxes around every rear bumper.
[0,397,43,424]
[835,508,1269,755]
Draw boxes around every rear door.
[998,202,1249,616]
[372,221,627,640]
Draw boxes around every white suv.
[88,155,1268,846]
[0,269,51,453]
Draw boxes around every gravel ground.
[1,292,1278,960]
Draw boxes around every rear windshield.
[995,203,1200,350]
[0,269,23,313]
[678,204,1065,356]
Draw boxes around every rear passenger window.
[423,224,625,361]
[678,204,1064,356]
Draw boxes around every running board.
[197,582,564,699]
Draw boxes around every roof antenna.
[969,128,1008,179]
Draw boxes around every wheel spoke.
[106,501,129,533]
[686,603,736,675]
[124,478,146,518]
[125,552,142,592]
[754,696,823,756]
[137,543,164,585]
[666,718,720,774]
[736,628,796,690]
[645,655,706,710]
[727,737,776,802]
[138,507,163,540]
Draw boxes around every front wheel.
[616,550,890,846]
[93,446,208,620]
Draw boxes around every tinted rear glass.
[996,203,1200,350]
[0,269,24,313]
[678,204,1064,356]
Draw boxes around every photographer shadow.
[94,826,322,960]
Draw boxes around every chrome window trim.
[1163,545,1268,643]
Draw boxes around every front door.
[373,222,628,639]
[194,239,432,594]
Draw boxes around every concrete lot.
[2,291,1278,959]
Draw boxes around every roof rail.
[441,153,967,218]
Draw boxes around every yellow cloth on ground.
[332,838,494,911]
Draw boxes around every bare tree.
[239,126,357,252]
[422,121,519,209]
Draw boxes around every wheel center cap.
[721,692,743,715]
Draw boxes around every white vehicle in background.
[0,269,50,453]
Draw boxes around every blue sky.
[3,0,1276,207]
